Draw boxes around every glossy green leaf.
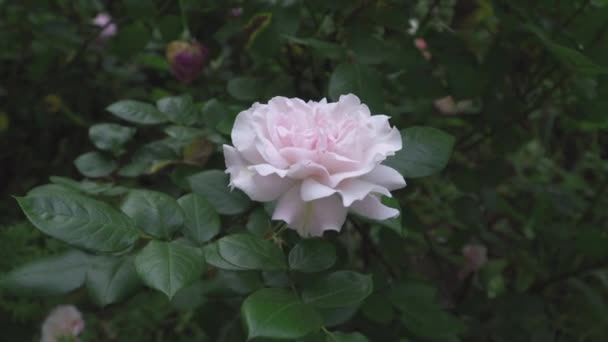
[106,100,167,125]
[156,95,200,125]
[188,170,251,215]
[177,193,220,244]
[74,151,117,178]
[246,207,272,236]
[202,242,249,271]
[328,63,384,112]
[242,288,323,340]
[384,126,455,178]
[86,256,141,307]
[301,271,373,308]
[89,123,136,153]
[120,190,184,239]
[289,238,336,273]
[16,192,139,252]
[217,233,287,271]
[0,250,89,296]
[134,240,204,299]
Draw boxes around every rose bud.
[41,305,85,342]
[414,38,432,60]
[166,40,209,84]
[92,12,117,43]
[459,243,488,279]
[224,95,406,237]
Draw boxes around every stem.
[350,219,397,278]
[178,0,191,39]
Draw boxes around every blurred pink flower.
[459,243,488,279]
[92,13,117,41]
[40,305,85,342]
[224,94,406,237]
[414,38,431,60]
[166,40,209,84]
[434,96,474,115]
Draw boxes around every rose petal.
[273,187,347,237]
[350,195,399,220]
[361,164,406,191]
[301,179,336,201]
[224,145,293,201]
[337,179,391,206]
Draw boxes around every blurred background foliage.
[1,0,608,341]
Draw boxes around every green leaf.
[86,256,141,307]
[74,151,117,178]
[328,63,384,112]
[202,242,249,271]
[384,126,455,178]
[178,193,220,244]
[0,250,89,296]
[217,233,287,271]
[188,170,251,215]
[361,293,394,324]
[16,192,139,253]
[156,95,200,125]
[326,331,370,342]
[527,25,608,76]
[246,207,272,236]
[120,190,184,239]
[389,281,465,339]
[284,35,346,59]
[89,123,136,153]
[106,100,167,125]
[242,288,323,340]
[289,238,336,273]
[301,271,373,308]
[227,76,263,101]
[134,240,204,299]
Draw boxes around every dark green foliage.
[1,0,608,341]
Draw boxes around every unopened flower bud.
[166,40,209,84]
[92,13,117,43]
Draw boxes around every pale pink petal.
[301,179,336,201]
[361,165,406,191]
[224,146,293,201]
[273,187,347,237]
[350,195,399,220]
[337,179,391,206]
[231,107,265,164]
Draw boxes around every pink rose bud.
[92,13,117,42]
[460,244,488,279]
[41,305,85,342]
[223,94,406,237]
[229,7,243,17]
[166,40,209,84]
[413,38,432,60]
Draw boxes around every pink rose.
[92,13,117,41]
[223,94,406,237]
[459,243,488,279]
[41,305,85,342]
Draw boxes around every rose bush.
[224,94,406,236]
